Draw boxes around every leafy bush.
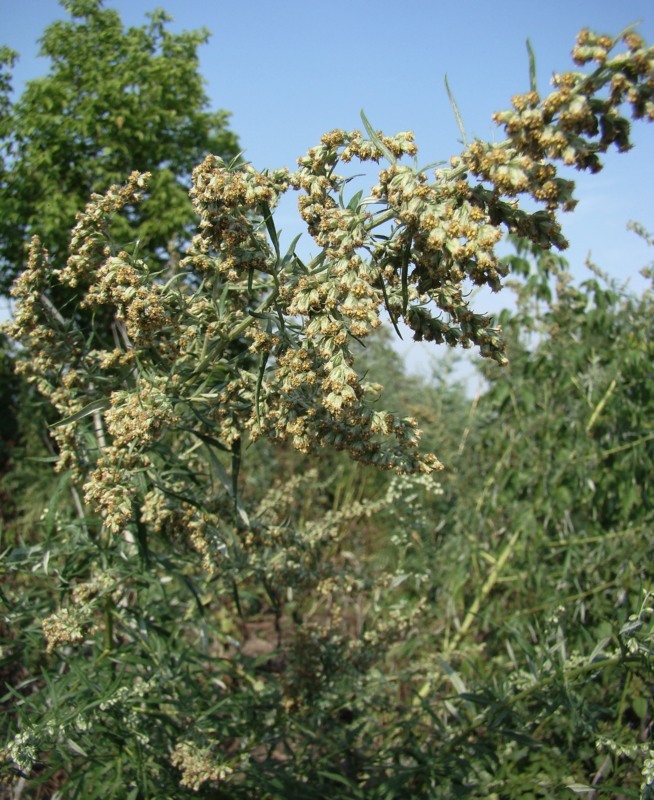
[1,26,653,799]
[420,241,654,797]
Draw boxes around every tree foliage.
[0,0,239,294]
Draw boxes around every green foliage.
[486,262,653,533]
[1,24,654,800]
[0,0,240,538]
[0,333,19,474]
[420,243,654,797]
[0,0,239,294]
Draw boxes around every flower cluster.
[4,729,42,775]
[104,378,178,449]
[58,171,150,288]
[468,28,653,202]
[41,607,88,653]
[185,154,290,278]
[83,455,139,535]
[5,27,652,571]
[82,252,169,344]
[170,742,233,791]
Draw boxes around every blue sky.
[2,0,653,374]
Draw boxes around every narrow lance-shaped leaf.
[50,398,110,429]
[361,109,396,163]
[445,75,467,145]
[526,39,537,94]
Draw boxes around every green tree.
[0,0,239,294]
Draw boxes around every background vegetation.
[1,3,652,798]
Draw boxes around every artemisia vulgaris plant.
[2,27,653,798]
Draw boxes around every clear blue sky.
[2,0,653,373]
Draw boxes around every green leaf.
[633,695,649,720]
[66,737,89,758]
[255,350,270,430]
[281,232,303,268]
[401,237,411,313]
[347,189,364,211]
[260,200,280,261]
[317,771,364,794]
[444,75,467,144]
[360,108,396,163]
[526,38,537,93]
[439,657,468,695]
[565,783,595,794]
[380,277,403,340]
[50,397,109,429]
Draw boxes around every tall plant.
[1,27,653,797]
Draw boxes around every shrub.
[1,27,653,798]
